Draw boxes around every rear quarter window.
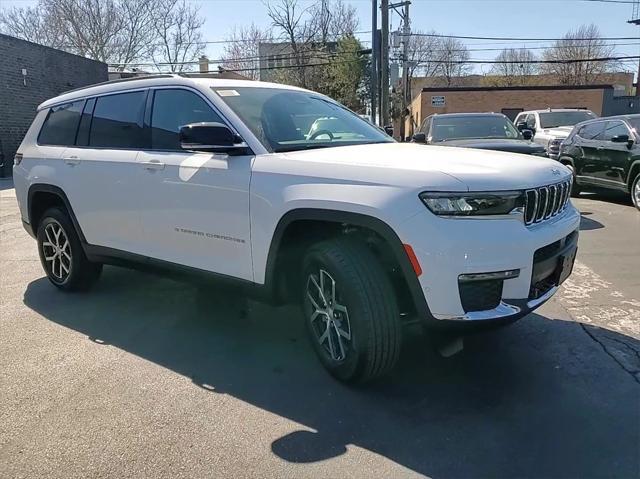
[38,100,85,146]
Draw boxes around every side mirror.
[383,125,394,136]
[412,132,427,143]
[610,134,634,148]
[522,129,533,140]
[179,122,247,153]
[516,121,528,131]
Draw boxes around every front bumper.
[396,204,580,327]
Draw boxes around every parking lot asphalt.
[1,178,638,479]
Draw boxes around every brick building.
[404,84,639,138]
[0,34,107,176]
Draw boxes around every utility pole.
[380,0,390,127]
[628,0,640,97]
[371,0,378,124]
[390,1,411,140]
[399,1,411,140]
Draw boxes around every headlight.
[419,191,525,216]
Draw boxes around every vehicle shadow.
[579,189,633,208]
[579,212,605,231]
[23,267,640,478]
[0,177,14,191]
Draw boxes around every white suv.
[13,75,580,383]
[514,109,597,159]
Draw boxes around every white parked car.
[13,75,580,383]
[514,109,597,159]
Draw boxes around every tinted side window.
[599,121,630,141]
[38,100,85,146]
[90,91,147,148]
[578,122,604,140]
[151,89,223,150]
[526,114,536,129]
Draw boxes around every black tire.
[36,207,102,291]
[631,173,640,211]
[301,238,401,384]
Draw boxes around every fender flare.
[27,184,87,244]
[264,208,433,320]
[626,160,640,186]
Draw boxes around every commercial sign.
[431,95,445,107]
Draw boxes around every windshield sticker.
[216,89,240,97]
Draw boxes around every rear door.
[595,120,633,187]
[60,90,148,254]
[135,87,253,280]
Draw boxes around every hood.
[541,126,574,138]
[278,142,571,191]
[437,138,546,155]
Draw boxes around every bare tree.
[265,0,319,88]
[148,0,205,72]
[263,0,360,89]
[0,5,65,49]
[0,0,204,71]
[221,24,273,80]
[541,23,619,85]
[405,30,441,79]
[433,37,471,86]
[309,0,358,43]
[488,48,538,86]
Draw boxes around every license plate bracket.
[554,246,577,286]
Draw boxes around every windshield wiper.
[273,144,334,153]
[273,140,391,153]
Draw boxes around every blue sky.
[3,0,639,74]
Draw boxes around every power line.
[407,33,640,41]
[107,41,640,68]
[111,54,640,72]
[579,0,635,3]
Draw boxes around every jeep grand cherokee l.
[13,75,580,383]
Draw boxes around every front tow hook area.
[436,335,464,357]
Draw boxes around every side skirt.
[84,244,274,302]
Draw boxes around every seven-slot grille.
[524,179,572,225]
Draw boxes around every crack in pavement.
[557,261,640,384]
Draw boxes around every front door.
[136,87,253,281]
[596,120,633,187]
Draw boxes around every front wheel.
[631,174,640,211]
[37,207,102,291]
[301,238,401,384]
[563,162,581,197]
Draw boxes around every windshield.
[431,115,520,142]
[213,87,392,152]
[625,117,640,134]
[539,111,596,128]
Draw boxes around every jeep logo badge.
[551,168,561,176]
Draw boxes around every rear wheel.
[301,238,401,384]
[631,174,640,211]
[37,207,102,291]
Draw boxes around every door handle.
[141,160,165,171]
[63,156,80,166]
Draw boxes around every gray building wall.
[0,34,108,176]
[602,88,640,116]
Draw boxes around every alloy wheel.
[42,220,72,282]
[634,178,640,207]
[305,269,352,362]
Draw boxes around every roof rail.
[62,74,179,96]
